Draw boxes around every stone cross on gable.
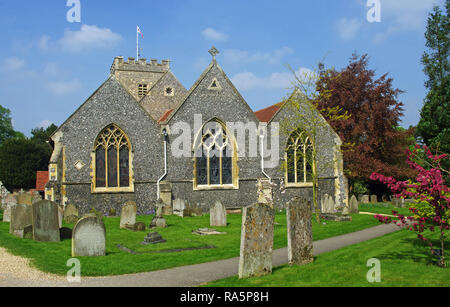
[209,46,219,61]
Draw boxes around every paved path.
[7,222,397,287]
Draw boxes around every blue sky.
[0,0,444,136]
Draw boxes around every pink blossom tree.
[370,144,449,267]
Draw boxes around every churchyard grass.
[359,203,411,216]
[0,209,382,277]
[205,229,449,287]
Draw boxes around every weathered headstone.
[31,191,42,204]
[238,203,275,279]
[64,204,79,223]
[149,199,167,228]
[72,216,106,257]
[321,194,335,214]
[120,201,137,229]
[360,195,370,203]
[9,204,33,238]
[257,178,273,206]
[16,191,32,205]
[349,195,359,214]
[210,201,227,227]
[2,194,17,222]
[173,199,185,217]
[32,200,60,242]
[370,195,378,203]
[286,198,313,265]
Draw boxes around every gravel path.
[0,223,401,287]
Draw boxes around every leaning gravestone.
[10,204,33,238]
[210,201,227,227]
[32,200,60,242]
[287,197,313,265]
[64,203,79,223]
[349,195,359,214]
[72,216,106,257]
[120,201,137,229]
[238,203,275,279]
[173,199,185,217]
[370,195,378,203]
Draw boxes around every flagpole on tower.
[136,26,139,60]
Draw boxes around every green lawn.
[359,203,412,216]
[205,229,449,287]
[0,208,381,277]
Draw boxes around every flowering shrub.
[370,144,449,267]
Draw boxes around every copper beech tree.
[315,54,416,184]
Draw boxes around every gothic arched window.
[285,130,314,186]
[193,120,238,190]
[93,124,133,192]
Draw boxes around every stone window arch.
[193,119,238,190]
[285,130,314,187]
[92,124,134,192]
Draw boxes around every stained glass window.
[286,130,314,185]
[94,124,131,190]
[195,120,235,187]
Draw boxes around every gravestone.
[238,203,275,279]
[2,194,17,222]
[72,216,106,257]
[9,204,33,238]
[141,232,166,245]
[286,197,313,265]
[31,191,42,204]
[173,199,185,217]
[210,201,227,227]
[349,195,359,214]
[149,199,167,228]
[321,194,335,214]
[120,201,137,229]
[64,204,79,223]
[257,178,273,206]
[360,195,370,203]
[16,191,32,205]
[370,195,378,203]
[32,200,60,242]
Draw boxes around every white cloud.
[45,79,81,95]
[38,120,54,129]
[231,67,313,91]
[371,0,444,41]
[201,27,229,41]
[337,18,361,40]
[46,24,122,52]
[2,57,25,72]
[223,47,294,65]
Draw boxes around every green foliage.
[352,180,368,196]
[30,124,57,144]
[0,105,16,145]
[416,1,450,155]
[0,138,50,190]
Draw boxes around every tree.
[30,124,57,144]
[315,54,416,188]
[416,1,450,156]
[0,105,16,145]
[371,145,449,267]
[0,138,51,190]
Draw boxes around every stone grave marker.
[286,197,313,265]
[31,191,42,204]
[17,191,32,205]
[360,195,370,203]
[72,216,106,257]
[173,199,185,217]
[10,204,33,238]
[238,203,275,279]
[210,201,227,227]
[120,201,137,229]
[32,200,60,242]
[2,194,17,222]
[349,195,359,214]
[370,195,378,203]
[64,204,79,222]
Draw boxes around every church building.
[45,47,348,215]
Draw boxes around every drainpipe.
[157,128,169,200]
[259,131,271,183]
